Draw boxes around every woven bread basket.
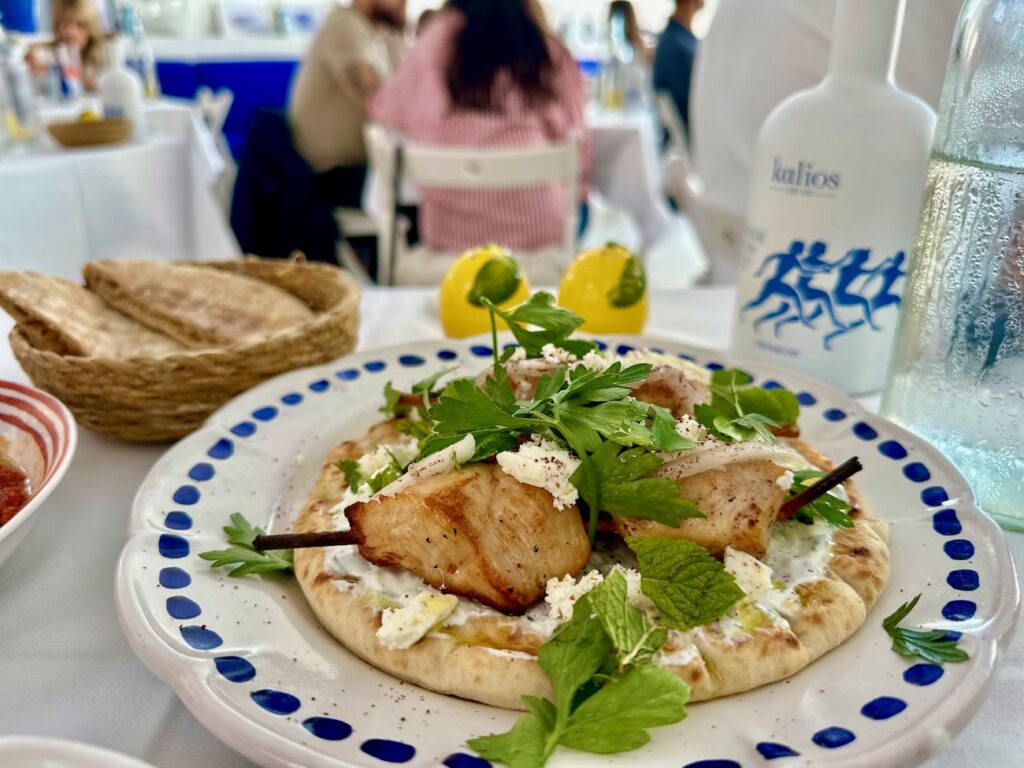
[47,119,132,148]
[10,258,360,442]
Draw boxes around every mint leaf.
[882,594,969,665]
[589,570,667,669]
[702,369,800,442]
[198,513,294,577]
[629,537,744,630]
[560,665,689,754]
[334,459,363,490]
[468,713,551,768]
[538,595,611,710]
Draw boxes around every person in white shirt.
[689,0,962,282]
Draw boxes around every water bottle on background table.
[733,0,934,395]
[880,0,1024,530]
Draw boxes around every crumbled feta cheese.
[540,344,578,366]
[613,565,659,619]
[376,591,459,650]
[327,439,420,528]
[675,415,709,443]
[580,349,614,372]
[776,470,794,492]
[545,570,604,621]
[507,346,526,362]
[724,547,774,601]
[622,349,712,384]
[496,436,581,510]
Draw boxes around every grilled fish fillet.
[615,460,786,559]
[347,464,591,613]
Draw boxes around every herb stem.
[779,456,862,519]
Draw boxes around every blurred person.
[652,0,703,139]
[690,0,961,228]
[288,0,407,208]
[370,0,590,253]
[609,1,653,67]
[26,0,107,91]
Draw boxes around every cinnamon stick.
[253,530,357,551]
[778,456,863,520]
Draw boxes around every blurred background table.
[0,99,238,280]
[0,286,1018,768]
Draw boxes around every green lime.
[467,252,522,307]
[606,254,646,308]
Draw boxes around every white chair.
[364,123,580,286]
[196,86,236,215]
[656,93,745,285]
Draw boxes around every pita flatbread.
[294,421,890,710]
[83,261,316,348]
[0,271,185,358]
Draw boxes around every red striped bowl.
[0,381,77,567]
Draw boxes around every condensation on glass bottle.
[880,0,1024,529]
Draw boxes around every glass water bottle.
[880,0,1024,530]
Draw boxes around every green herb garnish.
[335,459,363,490]
[694,369,800,443]
[380,367,458,419]
[469,570,688,767]
[198,513,294,577]
[788,469,854,528]
[883,594,969,664]
[482,292,597,358]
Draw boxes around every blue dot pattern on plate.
[933,509,962,536]
[253,407,278,422]
[677,351,693,361]
[158,534,189,559]
[188,463,215,482]
[705,361,724,370]
[757,742,800,759]
[442,754,492,768]
[904,663,944,686]
[437,349,458,361]
[208,439,234,459]
[231,421,256,437]
[172,485,200,506]
[903,462,931,482]
[364,360,387,372]
[360,738,416,763]
[761,379,783,389]
[797,391,817,405]
[469,345,492,358]
[215,656,256,683]
[309,379,330,392]
[399,354,426,367]
[860,696,907,720]
[812,727,855,749]
[682,761,741,768]
[878,440,908,460]
[303,716,353,741]
[922,486,950,506]
[159,567,190,589]
[337,369,360,381]
[824,408,847,421]
[942,600,977,621]
[947,570,980,591]
[251,689,301,716]
[180,625,222,650]
[616,344,635,355]
[853,421,878,440]
[281,392,303,405]
[944,539,975,560]
[165,511,192,530]
[166,596,201,620]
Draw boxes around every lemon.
[440,244,530,338]
[558,243,648,333]
[78,109,100,123]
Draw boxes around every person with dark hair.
[370,0,589,253]
[609,0,653,67]
[653,0,703,140]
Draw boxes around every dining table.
[0,286,1019,768]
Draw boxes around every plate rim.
[114,335,1021,768]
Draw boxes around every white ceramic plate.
[115,338,1019,768]
[0,736,157,768]
[0,380,78,568]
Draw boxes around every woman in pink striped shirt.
[370,0,590,253]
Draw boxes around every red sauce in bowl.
[0,462,30,526]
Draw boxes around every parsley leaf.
[790,470,855,528]
[650,404,694,452]
[366,450,404,493]
[483,292,597,358]
[379,367,458,418]
[883,594,969,665]
[628,537,744,630]
[198,513,294,577]
[468,713,551,768]
[571,443,703,538]
[335,460,363,491]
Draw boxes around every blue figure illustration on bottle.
[743,240,905,350]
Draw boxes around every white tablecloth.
[0,99,239,280]
[0,288,1019,767]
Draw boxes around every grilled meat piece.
[630,366,711,418]
[347,464,591,613]
[615,460,786,559]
